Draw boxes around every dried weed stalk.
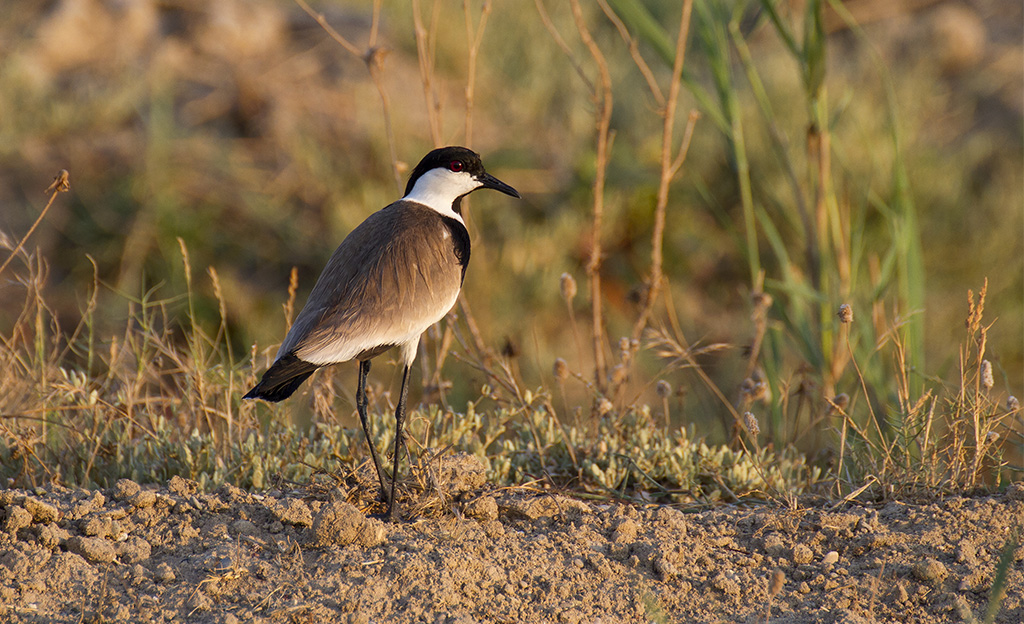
[536,0,614,392]
[293,0,400,189]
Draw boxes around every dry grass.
[828,284,1022,497]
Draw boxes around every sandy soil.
[1,457,1022,623]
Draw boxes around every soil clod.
[0,481,1020,621]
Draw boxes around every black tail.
[243,353,319,402]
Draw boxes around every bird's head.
[403,146,519,216]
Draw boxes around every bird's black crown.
[404,146,485,196]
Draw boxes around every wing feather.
[278,202,466,365]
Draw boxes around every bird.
[243,146,520,520]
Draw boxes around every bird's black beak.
[478,173,521,199]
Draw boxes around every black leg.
[387,364,412,521]
[356,359,389,499]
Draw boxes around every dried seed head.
[597,398,613,417]
[618,337,632,363]
[609,363,628,387]
[743,411,760,437]
[46,169,70,193]
[827,393,851,413]
[656,380,672,399]
[740,377,755,395]
[560,272,577,301]
[768,568,785,597]
[740,377,770,403]
[553,358,569,383]
[752,291,774,312]
[1007,395,1020,412]
[837,303,854,324]
[985,431,999,445]
[981,360,994,390]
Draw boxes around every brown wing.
[278,201,468,365]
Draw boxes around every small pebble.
[712,571,741,595]
[34,522,70,549]
[116,536,152,563]
[914,558,948,585]
[956,540,977,566]
[611,517,639,543]
[66,536,116,564]
[464,496,498,522]
[207,523,230,540]
[792,544,813,564]
[4,505,32,533]
[895,583,910,603]
[231,519,258,536]
[80,517,112,538]
[23,497,60,523]
[129,490,157,509]
[653,555,678,580]
[167,475,198,497]
[312,501,386,548]
[131,563,147,581]
[113,479,141,501]
[273,499,313,527]
[763,533,787,557]
[482,520,505,540]
[155,562,175,583]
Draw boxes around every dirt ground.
[1,455,1022,623]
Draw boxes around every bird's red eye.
[449,160,464,172]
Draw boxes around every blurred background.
[1,0,1021,447]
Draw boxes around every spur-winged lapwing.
[244,146,519,520]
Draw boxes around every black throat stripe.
[441,215,471,283]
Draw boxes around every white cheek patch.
[402,169,481,223]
